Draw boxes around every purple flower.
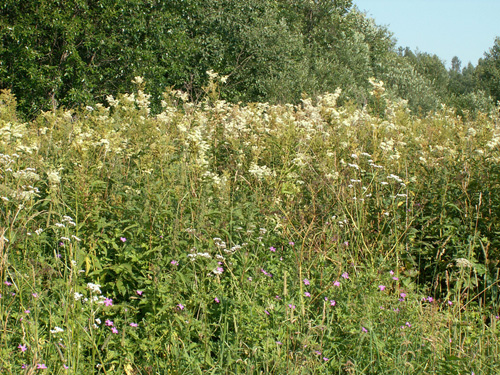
[105,319,114,326]
[427,296,434,302]
[214,297,220,303]
[4,281,12,286]
[288,304,296,310]
[103,297,113,306]
[333,280,340,287]
[276,341,283,345]
[389,270,394,276]
[111,327,118,334]
[120,237,126,242]
[341,272,349,279]
[392,277,399,281]
[170,260,178,266]
[330,300,336,307]
[269,246,276,252]
[24,310,30,314]
[289,241,295,246]
[264,310,270,315]
[37,364,47,369]
[177,303,185,310]
[129,322,138,327]
[400,293,406,299]
[303,278,310,285]
[136,290,143,296]
[378,285,386,291]
[304,292,311,297]
[18,344,27,352]
[361,327,368,333]
[323,357,329,361]
[63,365,69,369]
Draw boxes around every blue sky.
[353,0,500,68]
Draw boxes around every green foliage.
[1,83,500,373]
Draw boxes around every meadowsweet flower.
[87,283,101,294]
[378,285,386,291]
[74,292,83,301]
[303,278,310,285]
[18,344,27,352]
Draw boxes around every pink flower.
[111,327,118,334]
[400,293,406,299]
[303,278,310,285]
[63,365,69,369]
[389,270,394,276]
[104,297,113,306]
[120,237,126,242]
[37,364,47,369]
[333,280,340,287]
[129,322,138,327]
[288,304,296,309]
[341,272,349,279]
[136,290,143,296]
[392,276,399,281]
[4,281,12,286]
[18,344,27,352]
[378,285,386,291]
[289,241,295,246]
[32,293,38,298]
[361,327,368,333]
[448,300,453,306]
[177,303,185,310]
[269,246,276,252]
[264,310,270,315]
[330,300,336,306]
[323,357,329,361]
[105,319,114,326]
[214,297,220,303]
[170,260,178,266]
[24,309,30,314]
[304,292,311,297]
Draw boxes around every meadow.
[1,75,499,374]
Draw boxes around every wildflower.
[111,327,118,334]
[74,292,83,301]
[289,241,295,246]
[389,270,394,275]
[120,237,126,242]
[276,341,283,345]
[136,290,143,296]
[400,293,406,299]
[32,293,38,298]
[288,304,296,309]
[95,318,101,325]
[333,280,340,287]
[87,283,101,294]
[63,365,69,369]
[4,281,12,286]
[18,344,27,352]
[330,300,336,306]
[177,304,185,310]
[170,260,178,266]
[448,301,453,306]
[392,277,399,281]
[264,310,270,315]
[323,357,329,361]
[105,320,113,326]
[406,322,411,328]
[304,292,311,297]
[24,310,30,314]
[427,296,434,302]
[130,323,138,327]
[269,246,276,252]
[50,327,64,334]
[214,297,220,303]
[315,350,322,355]
[303,278,310,285]
[37,364,47,369]
[341,272,349,279]
[378,285,386,291]
[103,297,113,306]
[361,327,368,333]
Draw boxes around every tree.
[476,37,500,104]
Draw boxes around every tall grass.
[1,76,499,374]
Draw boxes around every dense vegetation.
[1,1,500,373]
[1,76,499,373]
[1,0,499,118]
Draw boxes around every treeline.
[1,0,499,118]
